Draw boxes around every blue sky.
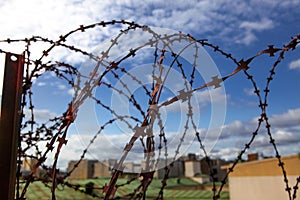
[0,0,300,169]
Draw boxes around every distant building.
[156,158,185,179]
[180,153,199,161]
[223,154,300,200]
[67,160,97,179]
[183,153,201,177]
[93,161,111,177]
[140,160,157,177]
[123,161,141,173]
[94,159,117,177]
[200,158,227,181]
[184,160,201,177]
[66,153,229,181]
[67,159,117,179]
[21,157,39,177]
[247,153,259,161]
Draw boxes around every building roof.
[223,154,300,177]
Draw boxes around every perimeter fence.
[0,20,299,200]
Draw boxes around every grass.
[19,177,229,199]
[18,181,96,200]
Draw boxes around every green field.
[19,177,229,199]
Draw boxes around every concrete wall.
[67,160,88,179]
[93,162,111,177]
[156,159,185,179]
[228,154,300,200]
[67,160,97,179]
[184,160,201,177]
[200,158,227,181]
[229,176,299,200]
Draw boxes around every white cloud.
[1,0,300,170]
[0,0,294,51]
[236,31,257,45]
[56,131,194,169]
[222,120,248,136]
[68,88,75,96]
[210,147,241,161]
[57,84,67,90]
[270,108,300,128]
[195,87,228,106]
[289,59,300,70]
[37,107,300,169]
[24,108,57,121]
[251,130,300,148]
[244,88,255,96]
[201,118,254,144]
[165,87,228,114]
[273,130,299,145]
[240,18,274,31]
[202,107,300,158]
[0,0,298,70]
[237,18,274,45]
[36,82,47,86]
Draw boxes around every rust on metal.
[0,53,24,200]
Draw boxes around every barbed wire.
[0,20,299,200]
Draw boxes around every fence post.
[0,53,24,200]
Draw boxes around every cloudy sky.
[0,0,300,170]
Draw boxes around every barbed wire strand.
[0,20,299,200]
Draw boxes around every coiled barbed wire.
[0,20,299,200]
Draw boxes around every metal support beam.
[0,53,24,200]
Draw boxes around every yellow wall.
[228,154,300,200]
[230,154,300,177]
[230,176,299,200]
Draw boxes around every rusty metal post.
[0,53,24,200]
